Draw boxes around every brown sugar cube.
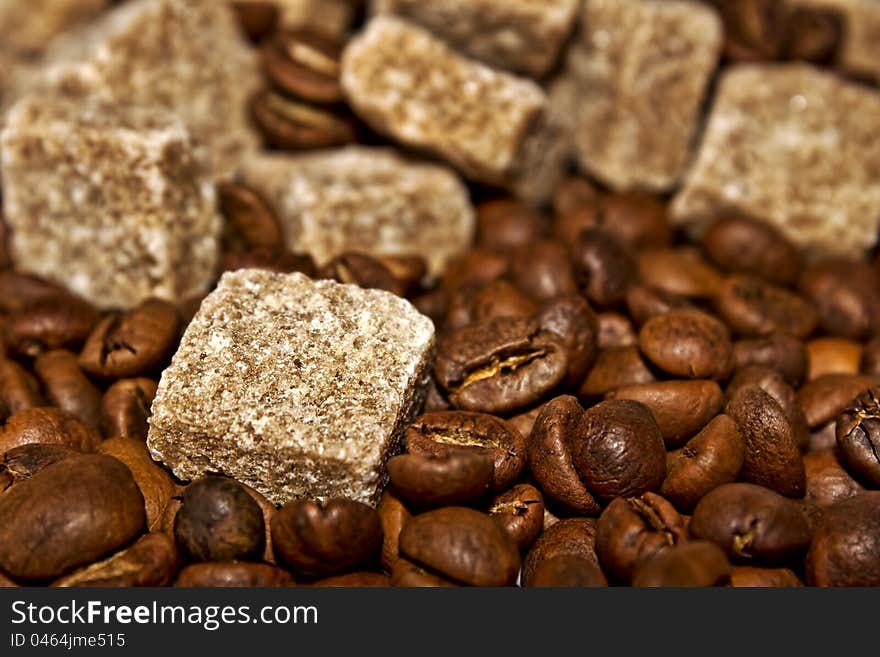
[0,0,110,57]
[550,0,722,193]
[238,147,474,277]
[0,95,220,310]
[341,16,567,202]
[147,269,436,507]
[371,0,581,78]
[671,63,880,258]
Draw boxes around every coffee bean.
[835,387,880,487]
[535,293,599,387]
[412,287,448,326]
[387,451,493,508]
[625,284,690,326]
[0,407,101,455]
[509,239,577,302]
[552,177,600,220]
[33,349,102,430]
[637,247,723,298]
[571,399,667,499]
[809,421,837,453]
[521,518,600,586]
[578,346,655,399]
[261,29,343,104]
[701,216,801,285]
[597,192,671,250]
[527,396,601,516]
[728,566,803,587]
[0,454,145,581]
[553,205,599,251]
[220,247,317,277]
[709,0,788,60]
[660,414,744,513]
[1,443,79,490]
[251,89,356,149]
[406,411,526,493]
[271,498,382,578]
[476,199,548,251]
[230,1,278,42]
[638,308,732,380]
[377,490,410,573]
[313,572,392,587]
[733,335,808,386]
[860,337,880,377]
[782,5,843,62]
[726,385,806,497]
[489,484,544,551]
[237,482,277,564]
[218,180,284,252]
[175,562,294,587]
[595,493,688,584]
[715,274,818,338]
[5,293,100,357]
[470,279,538,323]
[52,533,178,587]
[807,337,862,380]
[100,378,158,440]
[390,557,457,587]
[690,483,811,564]
[0,359,45,418]
[0,273,71,314]
[799,373,880,428]
[441,249,509,294]
[596,312,637,349]
[319,252,409,297]
[572,229,636,308]
[632,541,731,587]
[398,507,520,587]
[527,555,607,587]
[373,255,427,297]
[805,492,880,586]
[435,317,567,414]
[174,476,266,563]
[799,260,880,339]
[804,448,864,508]
[79,298,181,379]
[607,380,724,448]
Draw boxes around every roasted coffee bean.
[441,249,509,294]
[807,337,862,380]
[377,490,411,572]
[701,216,801,285]
[509,240,577,302]
[799,260,880,339]
[607,380,724,448]
[374,255,427,296]
[781,5,843,63]
[174,476,266,563]
[553,203,599,249]
[251,89,356,149]
[835,387,880,487]
[476,199,547,251]
[0,443,78,489]
[489,484,544,551]
[596,312,637,349]
[536,293,599,387]
[470,279,537,323]
[0,407,101,455]
[421,377,452,413]
[726,385,806,497]
[238,483,277,564]
[261,29,343,104]
[799,373,880,428]
[861,337,880,377]
[218,180,284,251]
[5,293,100,357]
[805,492,880,586]
[595,493,688,584]
[313,572,392,587]
[727,366,810,451]
[528,396,600,516]
[625,284,689,326]
[571,229,635,308]
[434,318,567,415]
[571,400,667,499]
[319,252,408,297]
[412,287,447,326]
[733,335,808,386]
[398,507,520,587]
[521,518,600,587]
[0,454,145,581]
[638,308,733,380]
[661,415,745,513]
[52,533,178,587]
[578,346,655,399]
[220,247,317,276]
[100,378,158,440]
[230,1,278,42]
[79,298,181,379]
[804,449,864,508]
[390,557,457,587]
[728,566,803,587]
[406,411,525,493]
[387,451,493,508]
[553,177,599,219]
[715,274,818,338]
[690,483,811,564]
[97,438,177,532]
[0,359,45,418]
[442,284,482,331]
[637,247,723,299]
[271,498,382,578]
[33,349,102,430]
[0,273,72,314]
[632,541,731,587]
[809,421,838,453]
[708,0,787,61]
[175,562,294,587]
[598,192,671,250]
[527,555,607,587]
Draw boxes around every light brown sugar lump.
[0,0,110,57]
[238,147,476,277]
[340,16,566,203]
[0,95,221,310]
[671,63,880,258]
[147,269,436,507]
[370,0,581,79]
[550,0,722,193]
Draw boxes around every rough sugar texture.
[671,63,880,258]
[0,95,221,309]
[238,147,475,276]
[371,0,581,78]
[23,0,261,176]
[147,269,436,507]
[550,0,721,192]
[341,16,566,202]
[0,0,110,57]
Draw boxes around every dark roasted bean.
[701,215,801,285]
[33,349,102,430]
[52,533,178,588]
[638,308,732,380]
[715,274,818,338]
[175,562,294,587]
[527,555,607,588]
[521,518,600,587]
[100,378,158,440]
[805,492,880,586]
[835,387,880,487]
[572,229,635,308]
[489,484,544,551]
[632,541,731,587]
[387,451,493,509]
